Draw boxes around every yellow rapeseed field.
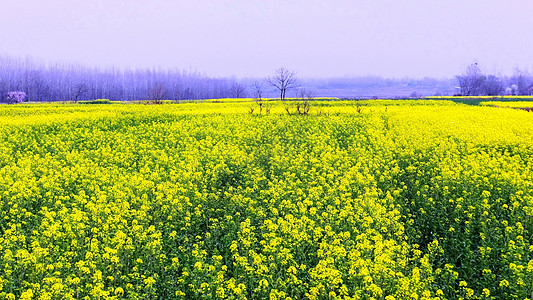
[0,100,532,299]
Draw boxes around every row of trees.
[0,55,311,103]
[456,63,533,96]
[0,55,257,102]
[7,54,530,101]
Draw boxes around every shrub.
[78,99,113,104]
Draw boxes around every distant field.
[0,100,532,299]
[479,101,533,109]
[427,95,533,99]
[425,95,533,106]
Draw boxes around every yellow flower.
[115,287,124,296]
[499,279,509,287]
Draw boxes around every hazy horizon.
[1,0,533,78]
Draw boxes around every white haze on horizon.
[1,0,532,78]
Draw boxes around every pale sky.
[1,0,532,78]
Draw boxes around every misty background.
[1,0,533,101]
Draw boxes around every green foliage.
[78,99,113,104]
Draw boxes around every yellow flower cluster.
[0,99,532,299]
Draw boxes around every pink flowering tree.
[7,91,26,103]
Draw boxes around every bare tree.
[229,82,246,98]
[295,88,314,115]
[268,67,297,100]
[295,88,315,101]
[251,81,266,113]
[28,71,50,101]
[170,79,183,101]
[73,83,89,101]
[251,81,264,101]
[456,63,486,96]
[483,75,503,96]
[510,69,532,95]
[148,82,168,102]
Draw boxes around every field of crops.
[0,100,532,299]
[479,101,533,108]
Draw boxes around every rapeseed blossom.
[0,100,531,298]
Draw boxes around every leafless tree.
[251,81,266,113]
[148,82,167,102]
[229,82,246,98]
[251,81,264,101]
[483,75,503,96]
[268,67,297,100]
[28,71,50,101]
[509,69,532,95]
[170,80,183,102]
[73,83,89,101]
[296,88,315,101]
[456,63,486,96]
[295,88,314,115]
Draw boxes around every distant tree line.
[456,63,533,96]
[5,54,530,102]
[0,55,249,103]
